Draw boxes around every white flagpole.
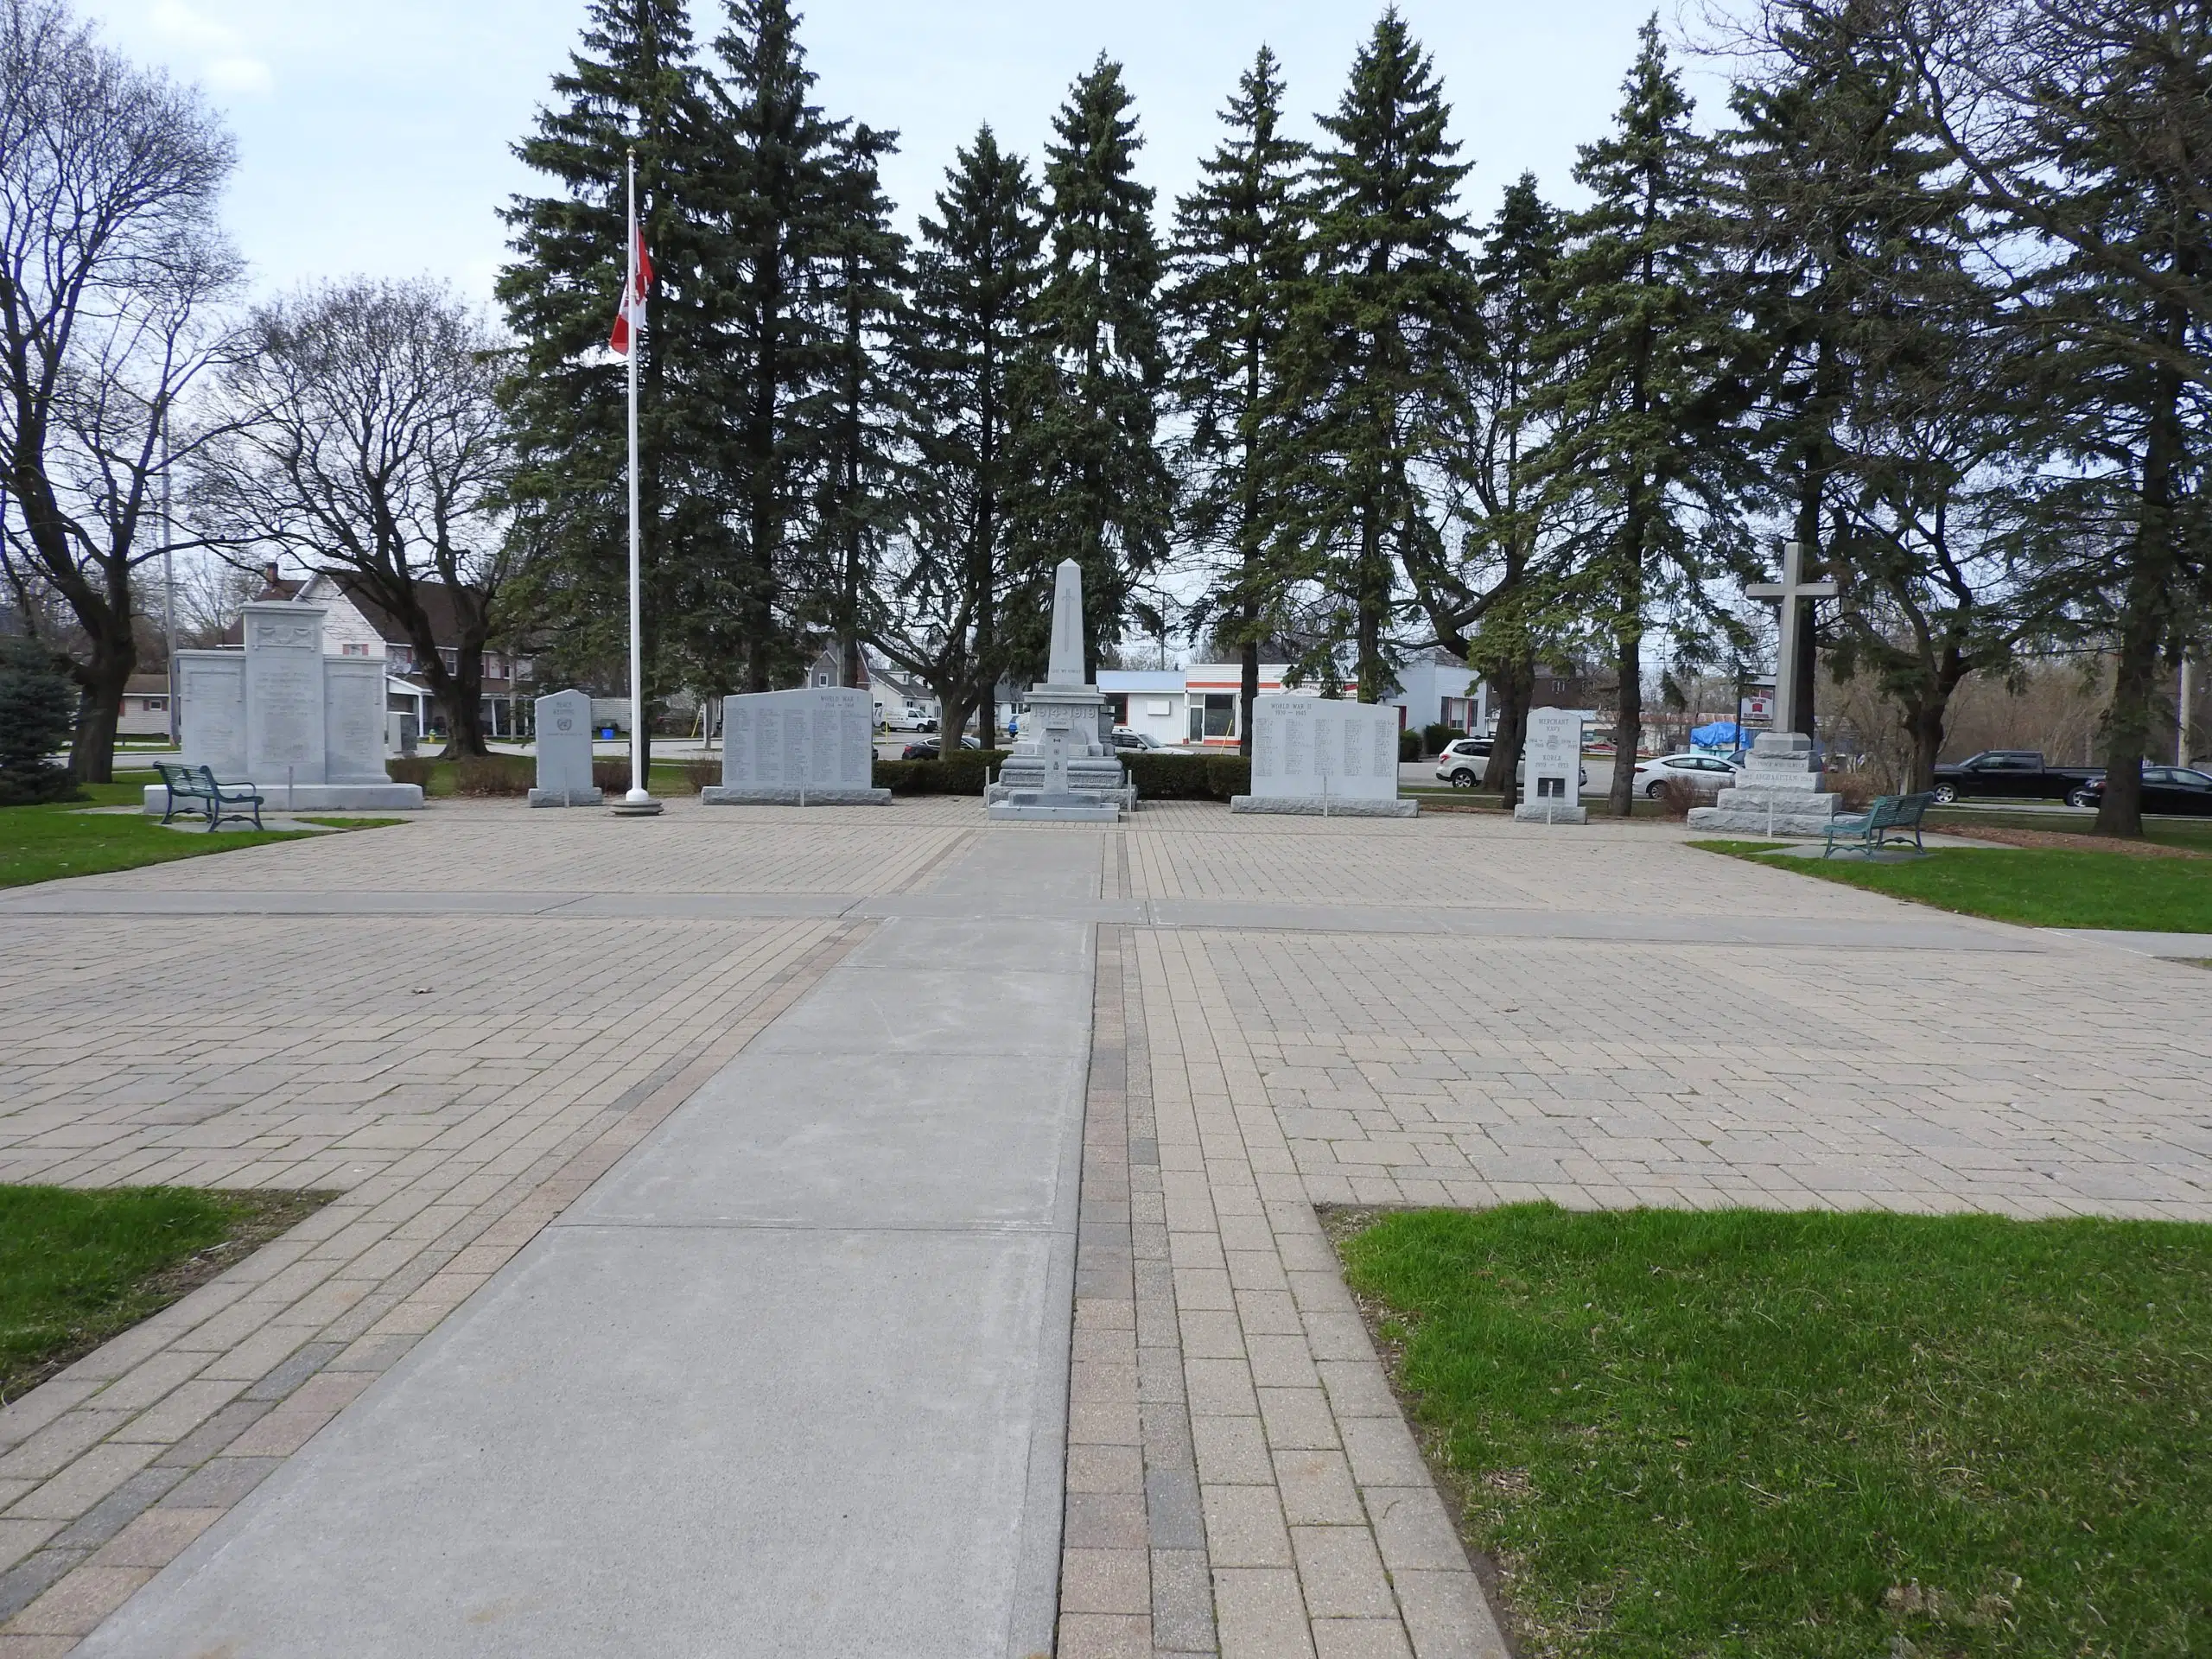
[621,147,655,810]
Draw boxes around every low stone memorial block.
[1514,706,1587,824]
[530,688,601,806]
[1232,696,1415,817]
[702,687,888,805]
[1686,729,1844,836]
[151,601,423,814]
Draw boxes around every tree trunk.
[67,621,134,785]
[1239,636,1259,759]
[2095,321,2187,840]
[1609,632,1642,817]
[1356,496,1386,702]
[1904,696,1946,794]
[1484,654,1533,804]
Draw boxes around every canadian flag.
[608,217,654,359]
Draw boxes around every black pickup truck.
[1930,750,2102,804]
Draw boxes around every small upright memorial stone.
[1513,707,1586,824]
[530,689,601,806]
[1231,696,1416,817]
[151,601,423,814]
[702,686,889,805]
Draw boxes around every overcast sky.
[91,0,1738,311]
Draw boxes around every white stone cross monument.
[1688,543,1847,834]
[1512,706,1586,824]
[1745,539,1838,739]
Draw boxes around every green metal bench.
[1821,790,1935,858]
[153,762,265,832]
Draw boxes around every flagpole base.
[610,792,664,817]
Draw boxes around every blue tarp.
[1690,721,1743,748]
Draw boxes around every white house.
[1095,656,1490,748]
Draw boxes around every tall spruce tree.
[1286,9,1478,702]
[1466,174,1567,797]
[807,121,907,690]
[1536,18,1738,815]
[1011,56,1173,679]
[1166,47,1309,752]
[704,0,854,692]
[498,0,718,721]
[1895,0,2212,835]
[884,128,1046,741]
[1719,0,1972,738]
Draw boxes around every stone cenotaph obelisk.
[984,559,1134,821]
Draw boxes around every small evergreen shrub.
[0,638,84,806]
[1421,721,1459,757]
[1398,728,1421,762]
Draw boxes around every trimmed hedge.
[874,748,1009,795]
[1398,728,1421,762]
[1121,751,1249,801]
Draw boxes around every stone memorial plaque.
[244,603,327,786]
[1233,696,1414,816]
[323,658,389,785]
[531,688,600,806]
[1514,705,1587,823]
[154,601,423,813]
[703,686,887,805]
[177,652,247,779]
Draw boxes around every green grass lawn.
[1337,1205,2212,1657]
[0,1185,328,1403]
[1,787,311,887]
[1929,806,2212,854]
[1694,841,2212,931]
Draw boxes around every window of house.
[340,642,370,656]
[438,647,458,671]
[143,696,168,711]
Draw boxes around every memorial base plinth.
[1685,803,1840,836]
[527,788,603,808]
[1512,801,1587,824]
[986,791,1122,823]
[700,785,892,806]
[1229,794,1418,817]
[144,784,424,815]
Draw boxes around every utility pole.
[2183,653,2196,767]
[161,406,178,747]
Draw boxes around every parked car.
[2064,766,2212,815]
[899,734,981,760]
[1930,750,2101,804]
[1433,737,1493,787]
[1434,737,1586,789]
[1630,752,1744,798]
[1110,727,1160,752]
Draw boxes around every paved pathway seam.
[0,919,868,1655]
[1060,924,1217,1658]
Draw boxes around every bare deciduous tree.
[0,0,239,779]
[194,279,518,756]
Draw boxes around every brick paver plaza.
[0,800,2205,1656]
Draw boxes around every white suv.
[1434,738,1586,790]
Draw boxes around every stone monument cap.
[1045,559,1085,687]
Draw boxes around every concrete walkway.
[73,836,1098,1658]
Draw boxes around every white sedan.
[1630,752,1742,798]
